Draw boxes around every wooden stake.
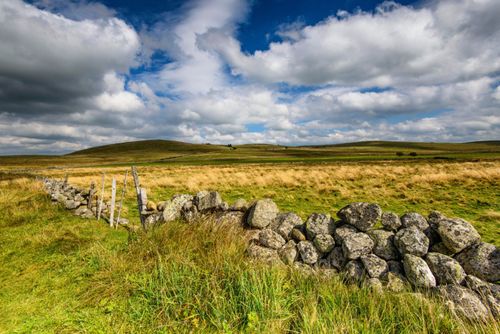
[116,170,128,229]
[97,173,105,221]
[109,178,116,228]
[131,166,146,230]
[88,181,96,210]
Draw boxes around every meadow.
[0,141,499,333]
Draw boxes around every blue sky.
[0,0,499,154]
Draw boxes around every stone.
[247,199,279,229]
[333,224,358,244]
[464,275,500,300]
[259,229,286,250]
[437,218,480,254]
[343,260,365,282]
[194,191,222,212]
[337,202,382,232]
[326,246,346,271]
[180,201,199,222]
[427,210,446,229]
[361,254,389,278]
[146,201,157,211]
[429,242,453,256]
[230,198,249,211]
[297,241,320,265]
[246,243,281,264]
[74,194,84,202]
[381,212,402,231]
[383,272,407,292]
[425,252,466,285]
[157,201,167,211]
[279,240,298,265]
[403,254,436,289]
[313,234,335,253]
[394,226,429,257]
[365,278,383,293]
[215,211,244,225]
[400,212,429,231]
[342,232,374,260]
[305,213,334,240]
[274,212,303,240]
[291,228,306,242]
[455,242,500,282]
[64,200,79,210]
[318,268,338,280]
[161,194,194,223]
[74,206,88,216]
[294,262,315,276]
[368,229,400,260]
[145,213,161,226]
[438,285,489,322]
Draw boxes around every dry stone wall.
[42,178,499,322]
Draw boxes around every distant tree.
[409,152,418,156]
[396,151,404,156]
[227,144,232,148]
[206,143,211,145]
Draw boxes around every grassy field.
[0,140,499,333]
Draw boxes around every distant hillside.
[68,140,227,157]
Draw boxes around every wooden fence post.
[131,166,146,230]
[109,178,116,228]
[97,173,105,221]
[116,171,128,228]
[88,181,96,210]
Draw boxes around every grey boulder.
[368,229,400,260]
[438,285,489,322]
[437,218,480,254]
[194,191,222,212]
[403,254,436,289]
[394,226,429,257]
[297,241,320,265]
[401,212,429,231]
[425,252,466,285]
[361,254,389,278]
[305,213,334,240]
[274,212,303,240]
[259,229,286,249]
[455,242,500,282]
[333,224,358,244]
[342,232,374,260]
[246,243,281,264]
[326,246,346,271]
[313,234,335,253]
[337,202,382,232]
[247,199,279,229]
[381,212,402,231]
[279,240,298,265]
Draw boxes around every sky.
[0,0,499,154]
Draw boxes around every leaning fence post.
[131,166,146,230]
[116,171,128,229]
[109,178,116,228]
[97,173,105,221]
[88,181,96,210]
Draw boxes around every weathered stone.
[230,198,249,211]
[401,212,429,231]
[180,201,199,222]
[403,254,436,289]
[145,213,161,226]
[427,210,446,229]
[394,226,429,257]
[74,206,88,216]
[342,232,374,260]
[368,229,400,260]
[146,201,157,211]
[455,242,500,282]
[291,228,306,242]
[361,254,389,278]
[383,272,407,292]
[294,262,315,276]
[274,212,303,240]
[219,202,229,211]
[215,211,244,225]
[194,191,222,212]
[247,243,281,264]
[64,200,79,210]
[247,199,279,229]
[425,252,466,285]
[297,241,320,265]
[305,213,334,240]
[161,194,193,222]
[365,278,383,293]
[279,240,298,265]
[438,285,489,322]
[337,202,382,232]
[343,260,365,282]
[74,194,84,202]
[381,212,402,231]
[437,218,480,254]
[157,201,167,211]
[333,224,358,244]
[326,246,346,270]
[313,234,335,253]
[259,229,286,250]
[318,268,338,280]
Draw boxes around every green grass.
[0,177,499,333]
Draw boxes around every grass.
[0,141,499,332]
[1,178,498,333]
